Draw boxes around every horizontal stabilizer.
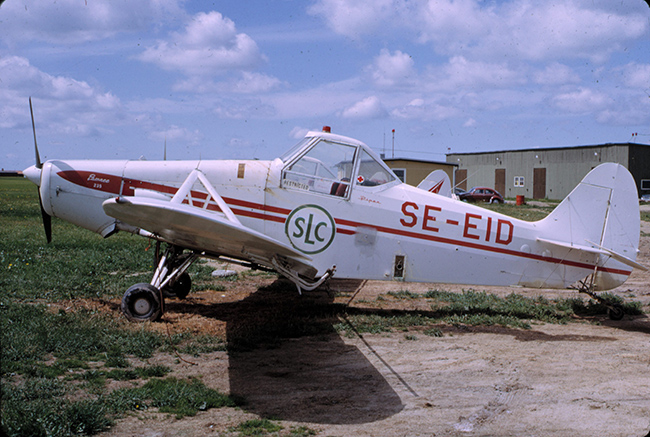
[585,239,648,271]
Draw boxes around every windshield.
[283,140,356,197]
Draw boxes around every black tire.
[162,272,192,299]
[608,304,625,321]
[121,283,163,322]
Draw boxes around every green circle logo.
[285,204,336,254]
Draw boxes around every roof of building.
[446,142,650,157]
[382,157,458,167]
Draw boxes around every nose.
[23,164,42,186]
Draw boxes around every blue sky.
[2,0,649,170]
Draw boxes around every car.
[640,194,650,203]
[459,187,504,204]
[453,187,467,196]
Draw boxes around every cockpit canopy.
[281,131,398,198]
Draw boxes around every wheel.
[607,304,625,321]
[162,272,192,299]
[121,283,163,322]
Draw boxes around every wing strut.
[172,169,241,225]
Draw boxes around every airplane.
[22,104,646,323]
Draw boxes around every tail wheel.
[121,283,163,322]
[608,304,625,321]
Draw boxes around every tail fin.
[537,163,644,290]
[417,169,453,198]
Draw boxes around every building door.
[495,169,505,196]
[456,169,467,190]
[533,168,546,199]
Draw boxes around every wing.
[102,169,316,279]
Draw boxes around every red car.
[459,187,504,204]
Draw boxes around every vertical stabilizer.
[537,163,641,290]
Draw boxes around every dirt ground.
[102,210,650,437]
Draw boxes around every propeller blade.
[29,96,42,169]
[39,190,52,243]
[29,97,52,243]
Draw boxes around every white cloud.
[149,125,202,145]
[310,0,648,64]
[138,12,266,77]
[341,96,387,119]
[308,0,401,39]
[0,0,185,44]
[391,98,459,120]
[173,72,284,94]
[367,49,416,87]
[622,63,650,89]
[290,126,311,139]
[533,63,580,86]
[552,87,611,113]
[432,56,525,90]
[463,118,477,127]
[0,56,122,132]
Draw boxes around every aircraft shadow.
[168,279,405,424]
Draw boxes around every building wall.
[629,145,650,196]
[447,144,637,200]
[383,159,456,187]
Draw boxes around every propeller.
[29,97,52,243]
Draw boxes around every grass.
[479,200,559,221]
[1,178,237,436]
[336,289,644,335]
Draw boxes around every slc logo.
[285,204,336,254]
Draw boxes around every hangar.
[446,143,650,200]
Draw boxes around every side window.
[392,168,406,183]
[283,141,356,197]
[356,150,396,187]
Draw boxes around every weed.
[108,377,240,419]
[289,425,318,436]
[386,290,421,299]
[424,327,443,337]
[230,418,283,436]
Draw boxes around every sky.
[1,0,650,171]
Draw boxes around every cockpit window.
[283,140,356,197]
[356,149,396,187]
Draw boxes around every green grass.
[480,201,558,221]
[641,211,650,222]
[229,419,283,436]
[1,178,238,436]
[337,289,644,335]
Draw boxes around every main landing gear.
[121,243,198,322]
[573,275,625,321]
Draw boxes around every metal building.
[446,143,650,200]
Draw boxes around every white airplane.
[23,106,645,322]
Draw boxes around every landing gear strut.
[573,275,625,321]
[121,243,198,322]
